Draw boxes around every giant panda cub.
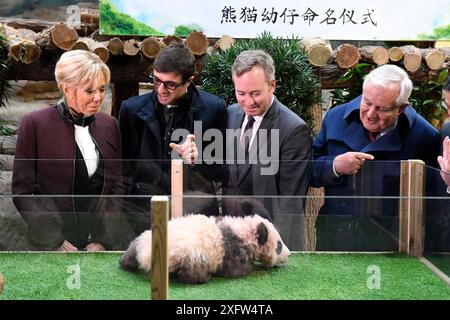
[119,214,290,284]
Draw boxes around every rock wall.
[0,171,26,250]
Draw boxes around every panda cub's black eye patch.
[276,241,283,255]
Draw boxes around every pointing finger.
[355,152,375,161]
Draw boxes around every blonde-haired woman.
[12,50,132,251]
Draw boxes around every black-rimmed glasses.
[149,74,186,90]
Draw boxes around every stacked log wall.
[1,19,448,88]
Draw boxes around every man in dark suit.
[119,44,227,235]
[225,50,313,249]
[311,64,440,250]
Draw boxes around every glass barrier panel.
[1,158,448,279]
[423,164,450,277]
[181,160,403,252]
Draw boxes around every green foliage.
[330,63,374,108]
[174,24,203,37]
[99,0,164,36]
[418,24,450,40]
[0,126,15,136]
[409,69,449,128]
[201,32,321,132]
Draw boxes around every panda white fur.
[119,214,290,284]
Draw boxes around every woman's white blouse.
[74,124,99,178]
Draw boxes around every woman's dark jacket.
[12,105,133,250]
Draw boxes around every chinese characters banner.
[100,0,450,40]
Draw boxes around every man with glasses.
[119,44,227,235]
[311,65,439,250]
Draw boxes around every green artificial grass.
[0,252,448,300]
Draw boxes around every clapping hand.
[170,134,198,165]
[438,136,450,187]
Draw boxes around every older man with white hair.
[311,64,440,250]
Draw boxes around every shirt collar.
[253,95,274,122]
[380,119,398,136]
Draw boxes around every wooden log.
[34,23,78,51]
[93,41,110,63]
[72,37,93,51]
[310,102,323,136]
[5,26,40,64]
[399,161,409,254]
[9,38,41,64]
[162,35,183,46]
[2,54,153,83]
[317,63,429,87]
[305,186,324,251]
[107,37,123,56]
[80,8,99,25]
[334,44,361,69]
[141,37,162,60]
[4,26,36,39]
[300,37,333,67]
[422,48,446,70]
[401,45,422,73]
[388,46,404,62]
[186,31,209,56]
[3,50,440,89]
[123,39,140,56]
[360,46,389,66]
[214,34,235,52]
[0,17,97,36]
[171,159,183,220]
[193,55,206,85]
[150,196,169,301]
[398,160,425,257]
[52,24,79,51]
[439,47,450,61]
[72,37,109,62]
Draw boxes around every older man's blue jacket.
[311,95,439,216]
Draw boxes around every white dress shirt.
[74,125,99,178]
[239,97,274,151]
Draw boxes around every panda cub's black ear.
[256,222,268,245]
